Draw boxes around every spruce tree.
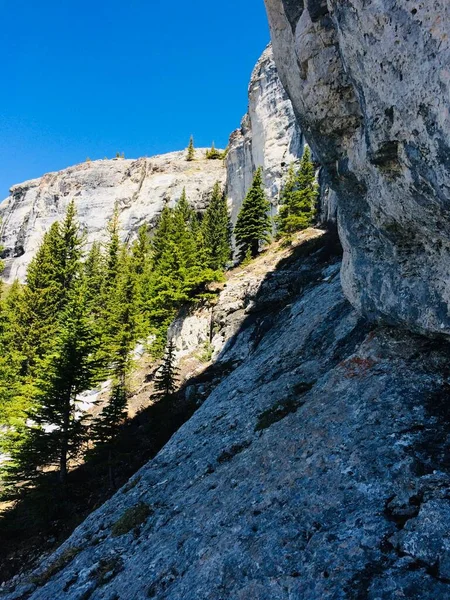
[205,142,222,160]
[234,167,271,260]
[130,224,153,338]
[4,278,101,489]
[104,202,121,287]
[186,135,195,161]
[153,341,179,400]
[276,147,318,237]
[202,182,232,270]
[84,241,105,319]
[18,201,85,376]
[148,195,219,354]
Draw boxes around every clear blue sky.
[0,0,269,198]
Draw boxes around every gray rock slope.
[0,152,226,284]
[5,233,450,599]
[265,0,450,336]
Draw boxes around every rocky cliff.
[265,0,450,336]
[6,230,450,599]
[226,45,304,223]
[0,152,226,283]
[3,3,450,598]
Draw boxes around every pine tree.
[276,147,318,237]
[3,278,101,489]
[148,195,219,354]
[234,167,271,260]
[186,135,195,161]
[18,202,85,376]
[84,241,105,317]
[202,182,232,270]
[130,224,153,338]
[153,341,179,400]
[107,247,138,381]
[104,202,121,287]
[205,142,222,160]
[0,202,95,490]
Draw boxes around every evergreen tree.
[205,142,222,160]
[148,194,219,354]
[186,135,195,161]
[107,247,138,382]
[18,201,85,376]
[84,241,105,318]
[90,382,128,489]
[234,167,271,260]
[130,224,153,338]
[3,278,101,489]
[276,146,318,237]
[153,341,179,400]
[202,182,232,270]
[104,202,121,288]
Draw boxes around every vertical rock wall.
[226,45,305,224]
[265,0,450,335]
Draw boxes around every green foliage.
[205,142,222,160]
[111,502,152,537]
[202,182,232,271]
[234,167,271,260]
[197,341,214,363]
[148,191,221,353]
[241,247,253,266]
[276,146,318,237]
[0,180,229,504]
[186,135,195,161]
[153,341,179,400]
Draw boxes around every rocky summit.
[3,2,450,599]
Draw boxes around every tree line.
[0,146,317,498]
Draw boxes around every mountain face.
[0,152,226,284]
[7,231,450,600]
[265,0,450,337]
[226,45,304,224]
[4,5,450,599]
[0,45,303,284]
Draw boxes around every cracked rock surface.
[265,0,450,336]
[5,234,450,599]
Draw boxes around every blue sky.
[0,0,269,198]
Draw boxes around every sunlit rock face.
[0,152,226,283]
[265,0,450,335]
[226,44,305,224]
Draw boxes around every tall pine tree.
[186,136,195,161]
[276,146,318,237]
[202,182,232,270]
[234,167,271,260]
[153,341,179,401]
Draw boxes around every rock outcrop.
[0,152,226,283]
[226,45,304,223]
[265,0,450,336]
[6,231,450,599]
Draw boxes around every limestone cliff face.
[265,0,450,336]
[226,45,304,223]
[0,152,226,283]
